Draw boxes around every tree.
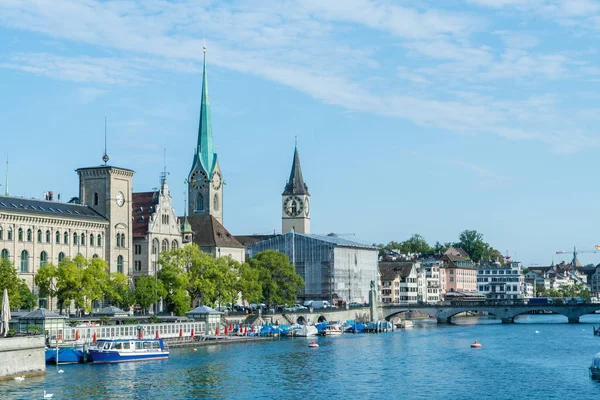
[458,230,487,263]
[17,280,37,310]
[35,263,58,310]
[56,257,83,313]
[401,234,431,254]
[134,275,162,313]
[105,272,135,310]
[0,258,24,308]
[80,256,109,312]
[236,262,262,303]
[250,250,304,308]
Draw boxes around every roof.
[19,308,67,320]
[235,234,279,247]
[185,215,245,248]
[295,233,377,250]
[192,50,217,178]
[282,146,309,196]
[186,305,223,316]
[132,191,158,237]
[0,195,108,222]
[75,165,135,174]
[378,262,416,280]
[444,247,469,259]
[94,306,128,316]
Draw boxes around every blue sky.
[1,0,600,267]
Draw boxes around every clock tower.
[187,44,223,224]
[282,144,310,234]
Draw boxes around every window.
[134,245,141,255]
[0,227,2,240]
[73,233,78,245]
[134,260,142,272]
[58,252,65,263]
[117,255,123,273]
[116,233,120,248]
[161,239,168,253]
[196,193,204,211]
[90,234,94,246]
[172,240,178,250]
[64,232,69,244]
[20,250,29,273]
[18,228,23,242]
[27,229,32,242]
[56,231,60,244]
[93,192,99,206]
[1,249,8,259]
[7,227,12,241]
[46,230,50,243]
[121,234,126,247]
[40,251,47,267]
[81,233,86,246]
[97,234,102,247]
[152,239,159,255]
[213,194,219,211]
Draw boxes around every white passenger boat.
[89,339,169,364]
[320,324,343,336]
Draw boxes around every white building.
[477,262,525,300]
[419,262,441,303]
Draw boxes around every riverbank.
[0,336,45,381]
[166,335,272,348]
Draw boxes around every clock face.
[211,171,222,190]
[284,196,304,217]
[190,170,208,189]
[116,191,125,207]
[304,198,310,215]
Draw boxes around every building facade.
[378,262,419,304]
[439,249,477,296]
[477,262,525,300]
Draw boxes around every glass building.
[250,232,378,304]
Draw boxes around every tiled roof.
[379,262,416,280]
[185,215,245,248]
[132,192,157,237]
[445,247,469,259]
[0,195,107,222]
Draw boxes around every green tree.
[0,258,24,308]
[458,230,487,263]
[236,262,262,303]
[250,250,304,308]
[34,263,58,310]
[17,280,37,310]
[80,256,109,312]
[56,257,83,313]
[134,275,162,313]
[401,234,431,254]
[105,272,135,310]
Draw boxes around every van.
[307,300,331,309]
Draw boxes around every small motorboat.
[396,320,414,329]
[308,341,319,348]
[320,324,343,336]
[471,341,482,348]
[590,352,600,379]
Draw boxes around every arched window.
[1,249,8,259]
[37,229,42,242]
[18,228,23,242]
[152,239,159,255]
[117,255,123,273]
[56,231,60,244]
[46,230,51,243]
[162,239,168,253]
[116,233,121,248]
[7,227,12,241]
[93,192,99,206]
[40,251,47,267]
[27,229,32,242]
[172,240,178,250]
[64,232,69,244]
[81,233,86,246]
[97,234,102,247]
[20,250,29,273]
[92,254,98,259]
[213,194,219,211]
[73,233,78,245]
[58,252,65,263]
[90,234,95,246]
[121,234,126,248]
[0,227,3,240]
[196,193,204,211]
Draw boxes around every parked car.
[349,302,363,307]
[293,305,308,312]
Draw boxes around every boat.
[471,341,482,348]
[45,346,86,365]
[88,339,169,364]
[342,321,366,333]
[396,320,414,329]
[294,324,319,337]
[591,353,600,379]
[320,324,343,336]
[308,341,319,348]
[594,325,600,336]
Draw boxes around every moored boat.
[591,353,600,379]
[45,347,85,365]
[320,324,343,336]
[89,339,169,364]
[295,324,319,337]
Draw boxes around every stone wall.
[0,336,45,381]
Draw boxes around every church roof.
[132,191,158,237]
[0,195,107,222]
[282,146,309,196]
[185,215,245,249]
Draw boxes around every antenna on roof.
[102,115,109,165]
[160,148,170,189]
[4,155,8,196]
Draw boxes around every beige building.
[378,262,419,304]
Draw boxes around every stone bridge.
[381,303,600,324]
[224,307,373,326]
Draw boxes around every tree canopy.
[250,250,304,308]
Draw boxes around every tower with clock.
[187,44,223,224]
[282,144,310,234]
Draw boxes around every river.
[2,314,600,399]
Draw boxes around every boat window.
[135,342,143,350]
[103,342,111,350]
[123,342,131,350]
[152,342,160,349]
[143,342,152,350]
[113,342,123,350]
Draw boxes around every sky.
[1,0,600,267]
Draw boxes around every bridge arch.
[385,309,436,321]
[444,309,498,320]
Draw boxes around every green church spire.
[195,42,216,177]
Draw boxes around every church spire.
[195,40,216,177]
[282,142,309,195]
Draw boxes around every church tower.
[187,44,223,224]
[282,144,310,234]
